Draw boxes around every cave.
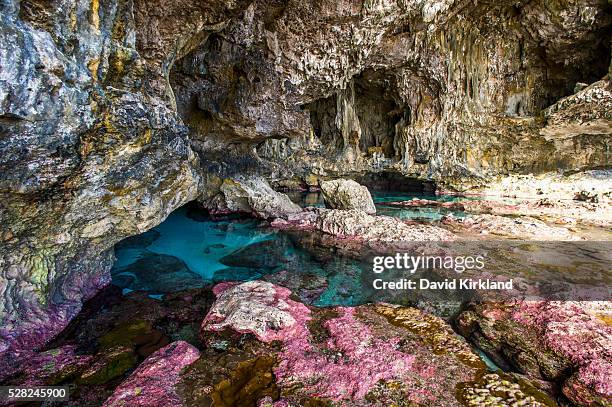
[2,0,612,405]
[307,74,403,159]
[354,171,435,193]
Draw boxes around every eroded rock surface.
[321,178,377,214]
[273,208,455,244]
[443,214,581,241]
[457,301,612,406]
[196,281,558,406]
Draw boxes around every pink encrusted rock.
[102,341,200,407]
[459,300,612,406]
[201,282,489,405]
[274,307,416,401]
[446,213,580,240]
[203,280,312,342]
[386,198,466,211]
[511,301,612,405]
[1,345,93,386]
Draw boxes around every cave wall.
[0,0,611,362]
[171,0,611,188]
[0,0,251,361]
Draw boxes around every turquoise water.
[372,191,468,221]
[111,192,465,305]
[286,190,468,221]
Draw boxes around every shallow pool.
[111,192,468,306]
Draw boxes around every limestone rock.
[200,176,301,219]
[445,214,580,241]
[102,341,200,407]
[201,281,309,342]
[457,301,612,406]
[317,209,455,241]
[321,179,377,214]
[198,281,557,406]
[459,196,612,229]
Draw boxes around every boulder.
[200,176,301,219]
[112,253,206,294]
[102,341,200,407]
[321,179,377,214]
[218,239,288,270]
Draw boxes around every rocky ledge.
[2,281,610,406]
[190,281,558,406]
[457,301,612,405]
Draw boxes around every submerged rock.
[218,239,288,270]
[457,301,612,405]
[112,253,205,293]
[321,179,376,214]
[103,341,200,407]
[211,267,264,283]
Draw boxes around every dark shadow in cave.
[354,171,436,193]
[306,73,405,159]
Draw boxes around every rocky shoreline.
[1,0,611,404]
[1,179,610,406]
[2,279,609,406]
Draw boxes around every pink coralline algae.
[203,280,312,343]
[102,341,200,407]
[512,301,612,404]
[0,271,110,374]
[274,307,416,401]
[203,281,419,402]
[1,345,93,386]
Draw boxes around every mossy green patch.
[78,346,137,385]
[98,319,150,349]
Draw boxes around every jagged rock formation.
[171,0,612,188]
[457,301,612,405]
[0,0,610,366]
[0,0,246,360]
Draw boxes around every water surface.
[111,192,467,305]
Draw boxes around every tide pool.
[111,192,469,305]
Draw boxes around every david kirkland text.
[372,277,514,291]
